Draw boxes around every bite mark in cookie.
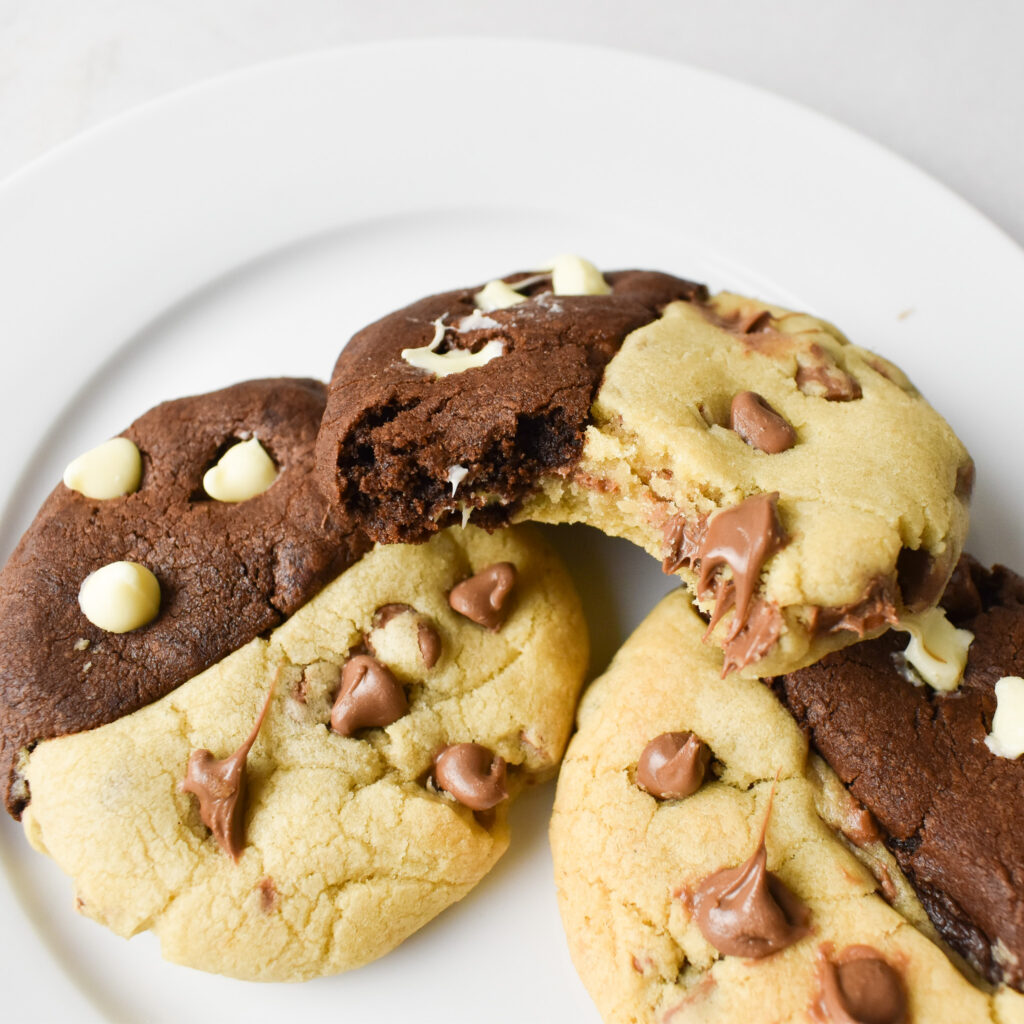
[319,264,970,677]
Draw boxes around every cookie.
[778,556,1024,991]
[550,589,1024,1023]
[316,259,971,675]
[0,378,370,817]
[22,524,588,980]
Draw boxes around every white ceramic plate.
[1,39,1023,1023]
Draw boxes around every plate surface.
[1,39,1022,1023]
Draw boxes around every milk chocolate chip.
[729,392,796,454]
[433,742,508,811]
[330,655,408,736]
[692,791,809,958]
[181,685,273,862]
[636,732,710,799]
[448,563,517,631]
[817,947,906,1024]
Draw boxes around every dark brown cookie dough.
[315,270,706,544]
[776,556,1024,989]
[0,378,368,817]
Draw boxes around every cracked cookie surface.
[22,525,588,980]
[318,269,970,676]
[0,378,369,817]
[550,589,1023,1023]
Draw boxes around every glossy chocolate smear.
[696,493,787,642]
[817,947,906,1024]
[433,742,508,811]
[181,684,273,862]
[449,563,517,631]
[729,391,796,454]
[809,578,899,638]
[317,270,708,545]
[636,732,710,799]
[330,654,408,736]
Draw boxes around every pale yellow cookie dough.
[23,525,588,981]
[550,589,1023,1024]
[522,292,971,676]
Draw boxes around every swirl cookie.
[20,524,587,980]
[777,556,1024,993]
[316,258,971,676]
[550,589,1024,1023]
[0,377,369,817]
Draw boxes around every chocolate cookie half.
[0,378,368,817]
[317,258,971,676]
[778,556,1024,991]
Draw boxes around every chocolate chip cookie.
[22,525,588,980]
[0,378,369,817]
[550,589,1024,1023]
[316,259,971,676]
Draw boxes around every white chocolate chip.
[73,638,90,652]
[986,676,1024,758]
[456,310,501,332]
[474,279,527,312]
[896,607,974,692]
[202,438,278,503]
[548,254,611,296]
[63,437,142,500]
[78,561,161,634]
[447,465,469,495]
[401,339,504,377]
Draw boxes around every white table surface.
[0,2,1021,1021]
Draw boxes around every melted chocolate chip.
[729,392,796,454]
[181,685,273,862]
[896,548,952,614]
[817,947,906,1024]
[955,459,975,501]
[330,654,408,736]
[720,598,785,677]
[448,563,517,631]
[637,732,710,799]
[809,579,899,638]
[433,742,508,811]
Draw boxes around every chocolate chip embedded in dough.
[692,830,809,958]
[433,742,508,811]
[181,685,273,862]
[636,732,710,800]
[795,345,862,401]
[817,947,906,1024]
[729,391,796,454]
[329,655,408,736]
[448,563,517,631]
